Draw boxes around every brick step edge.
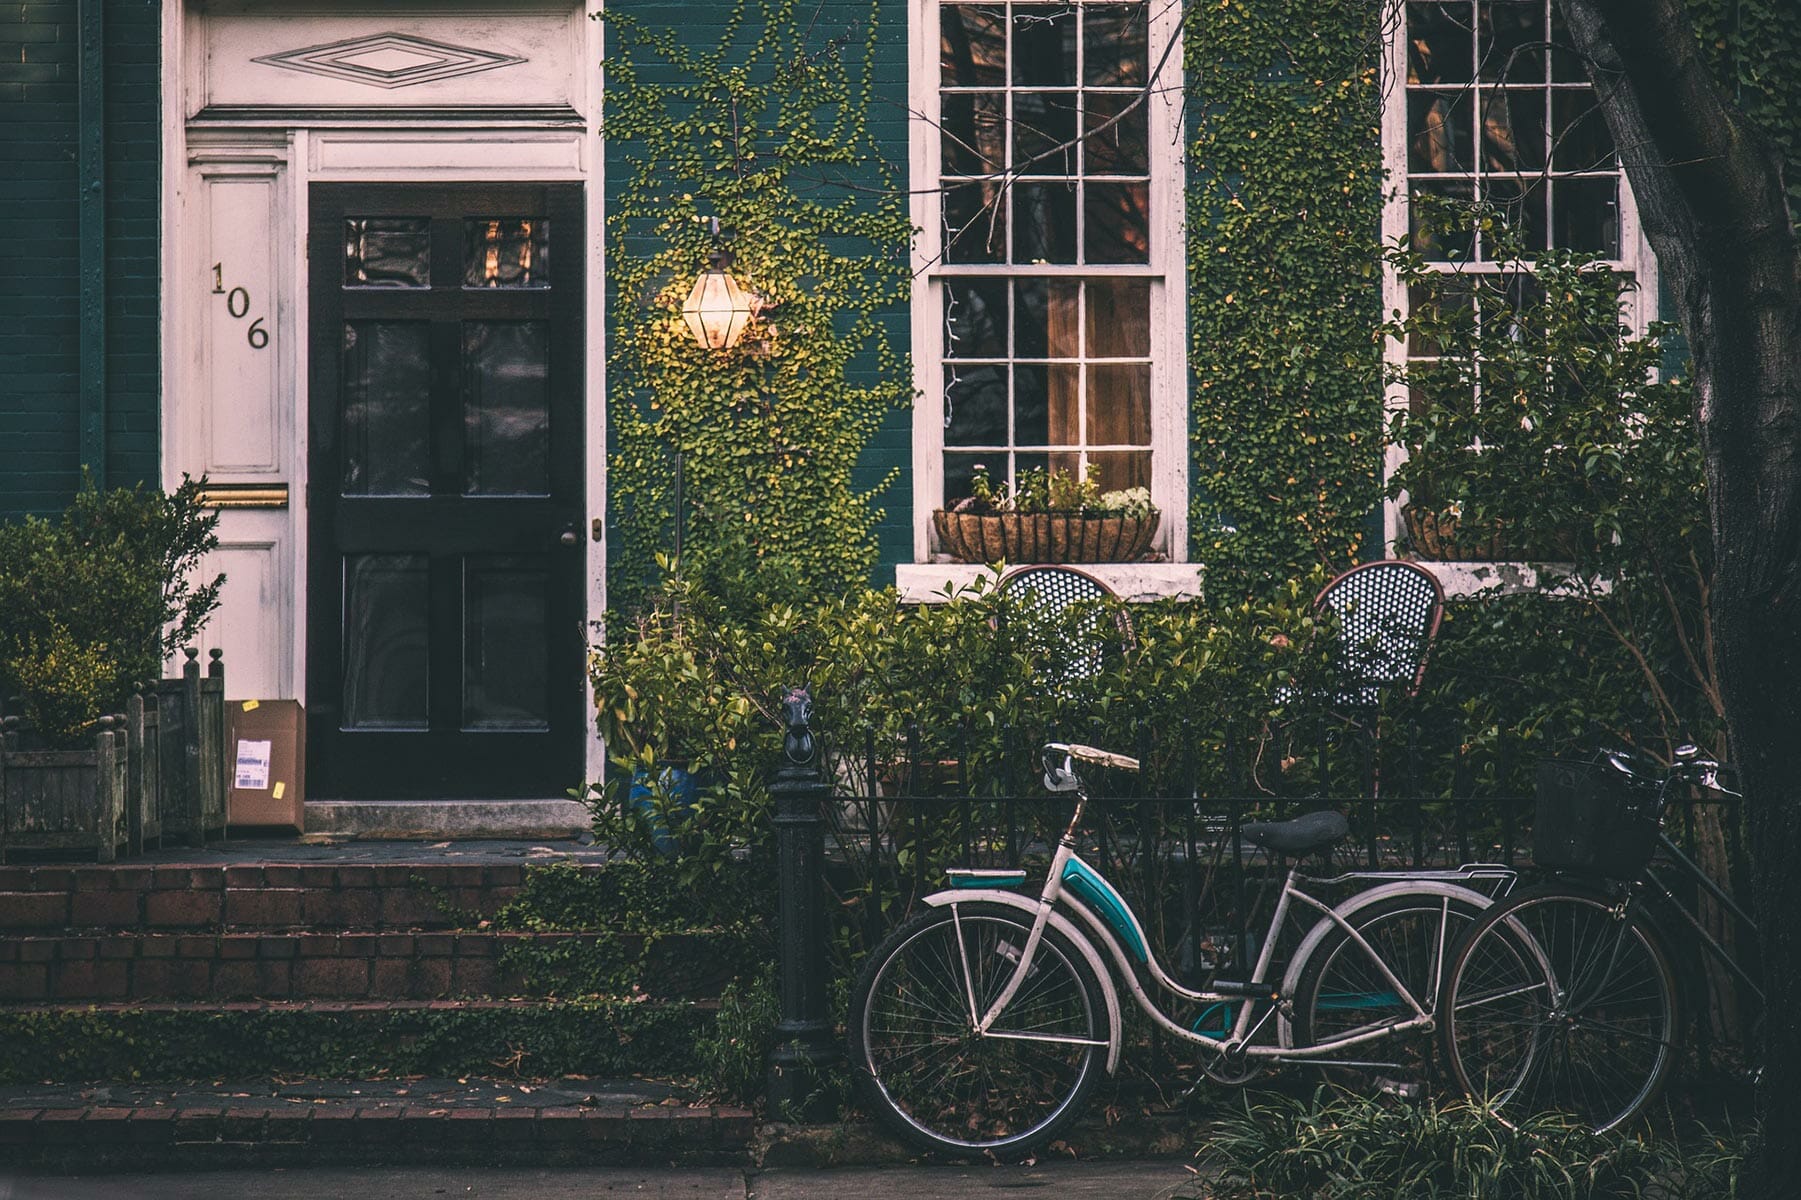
[0,997,721,1086]
[0,863,572,932]
[0,929,739,1002]
[0,1101,754,1170]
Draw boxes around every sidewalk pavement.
[0,1162,1206,1199]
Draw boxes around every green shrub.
[1190,1088,1669,1200]
[4,623,118,748]
[0,474,222,747]
[694,969,779,1105]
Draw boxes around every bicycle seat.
[1238,810,1349,855]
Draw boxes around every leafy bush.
[4,624,119,749]
[693,968,779,1104]
[1189,1088,1670,1200]
[0,474,222,748]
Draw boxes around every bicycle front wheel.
[1439,885,1680,1132]
[848,901,1107,1157]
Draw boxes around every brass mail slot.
[197,483,289,509]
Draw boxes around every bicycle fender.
[923,888,1123,1074]
[1276,880,1496,1049]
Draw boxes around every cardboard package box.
[227,700,306,832]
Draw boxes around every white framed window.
[910,0,1187,562]
[1380,0,1658,557]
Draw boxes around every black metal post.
[767,687,839,1117]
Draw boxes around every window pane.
[1041,364,1080,446]
[1012,365,1053,445]
[1014,278,1080,358]
[1551,177,1618,257]
[463,219,549,289]
[462,321,550,497]
[945,365,1009,445]
[1478,0,1546,82]
[944,279,1009,358]
[344,218,430,288]
[341,321,431,497]
[1410,181,1474,260]
[1084,4,1147,87]
[1084,182,1149,264]
[1088,364,1151,445]
[463,556,549,731]
[942,4,1007,88]
[945,181,1008,263]
[942,92,1006,175]
[1481,89,1546,174]
[1551,90,1615,171]
[1013,92,1079,176]
[1407,1,1475,84]
[1084,93,1147,175]
[1548,4,1586,81]
[1088,450,1151,491]
[1012,6,1077,87]
[1013,182,1078,263]
[1086,279,1149,357]
[1483,178,1549,253]
[1406,279,1475,356]
[342,554,429,730]
[1410,91,1472,173]
[943,452,989,505]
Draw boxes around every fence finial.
[781,686,814,765]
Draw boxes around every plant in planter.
[933,464,1161,564]
[0,475,224,860]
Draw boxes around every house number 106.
[211,263,269,350]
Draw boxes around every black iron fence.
[813,711,1534,983]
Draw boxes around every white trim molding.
[896,562,1204,605]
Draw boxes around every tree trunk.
[1557,0,1801,1190]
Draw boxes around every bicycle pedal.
[1375,1077,1424,1101]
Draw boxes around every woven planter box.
[1402,505,1510,562]
[932,510,1160,564]
[1403,504,1596,562]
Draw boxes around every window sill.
[1415,561,1601,598]
[894,562,1204,604]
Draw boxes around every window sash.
[911,0,1186,562]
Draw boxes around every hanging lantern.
[681,251,759,351]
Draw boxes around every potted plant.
[0,475,224,860]
[932,465,1161,564]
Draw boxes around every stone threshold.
[304,798,593,840]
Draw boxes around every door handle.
[558,527,580,547]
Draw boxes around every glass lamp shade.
[681,266,758,350]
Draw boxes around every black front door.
[307,184,585,799]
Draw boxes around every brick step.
[0,861,584,931]
[0,1094,753,1170]
[0,928,741,1001]
[0,997,721,1085]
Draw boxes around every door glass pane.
[342,321,431,496]
[342,554,429,730]
[464,219,550,289]
[463,321,550,496]
[463,556,549,731]
[344,218,431,288]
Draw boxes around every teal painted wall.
[0,0,160,522]
[601,0,914,582]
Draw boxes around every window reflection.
[463,219,549,289]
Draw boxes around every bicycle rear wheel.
[1290,888,1490,1092]
[1439,885,1680,1132]
[848,901,1107,1157]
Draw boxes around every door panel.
[307,184,584,799]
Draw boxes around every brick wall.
[0,0,160,522]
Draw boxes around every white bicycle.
[848,741,1515,1156]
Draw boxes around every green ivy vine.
[602,0,912,617]
[1182,0,1387,595]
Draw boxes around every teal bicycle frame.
[927,743,1514,1075]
